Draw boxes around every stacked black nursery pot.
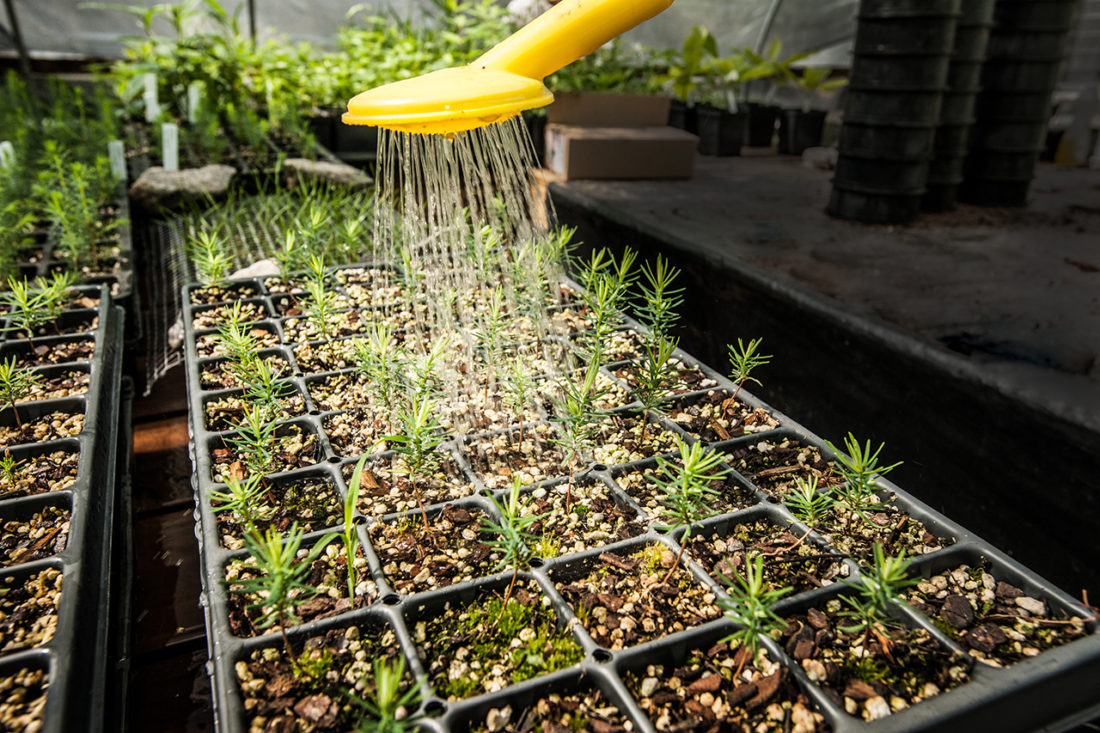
[922,0,997,212]
[959,0,1082,207]
[828,0,960,224]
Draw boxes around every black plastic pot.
[744,103,779,147]
[838,122,936,159]
[777,109,826,156]
[981,60,1066,92]
[853,16,960,56]
[858,0,960,16]
[0,286,125,733]
[695,105,744,156]
[844,88,947,127]
[306,111,337,150]
[667,99,698,135]
[993,0,1079,29]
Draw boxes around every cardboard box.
[548,92,672,127]
[545,124,698,180]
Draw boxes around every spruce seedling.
[385,391,445,528]
[500,355,536,442]
[350,323,406,416]
[636,254,683,342]
[304,273,339,343]
[229,523,336,668]
[633,332,680,424]
[230,356,293,419]
[654,437,726,584]
[728,338,771,402]
[0,357,42,428]
[0,452,22,491]
[227,404,279,478]
[208,473,272,535]
[480,476,544,611]
[39,272,77,322]
[1,278,50,340]
[348,657,423,733]
[838,543,918,655]
[475,285,507,398]
[717,556,792,672]
[826,433,903,501]
[214,313,261,365]
[550,359,608,513]
[343,455,368,601]
[273,230,306,278]
[189,230,232,287]
[785,475,834,528]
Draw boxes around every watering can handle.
[474,0,674,81]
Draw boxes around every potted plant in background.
[658,25,718,134]
[739,39,807,147]
[694,49,774,157]
[778,66,847,155]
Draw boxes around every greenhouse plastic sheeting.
[2,0,858,62]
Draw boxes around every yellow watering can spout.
[343,0,675,135]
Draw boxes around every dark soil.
[0,506,70,566]
[906,563,1089,668]
[592,414,680,467]
[523,478,647,559]
[0,568,61,653]
[0,449,80,500]
[189,283,260,306]
[211,425,320,482]
[816,497,951,567]
[614,360,717,398]
[204,391,306,432]
[664,390,780,443]
[722,438,839,498]
[474,685,630,733]
[292,340,359,373]
[212,476,341,551]
[197,326,280,358]
[323,410,390,459]
[555,546,721,650]
[0,412,85,447]
[6,338,95,366]
[191,301,268,331]
[614,463,755,518]
[347,452,475,518]
[464,424,567,491]
[200,354,292,391]
[0,666,48,731]
[624,641,829,732]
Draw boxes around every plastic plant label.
[143,73,160,123]
[162,123,179,172]
[0,141,14,170]
[108,140,126,181]
[188,83,202,124]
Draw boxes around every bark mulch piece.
[0,666,48,733]
[816,498,951,567]
[347,452,475,518]
[464,424,567,491]
[474,685,630,733]
[664,390,780,444]
[614,463,756,519]
[236,622,408,732]
[592,415,680,467]
[0,412,84,447]
[0,568,62,653]
[211,425,320,483]
[225,543,377,638]
[412,580,584,701]
[0,506,70,567]
[688,519,848,597]
[523,478,647,559]
[200,354,292,391]
[8,339,95,366]
[783,598,971,722]
[722,438,839,498]
[906,563,1089,668]
[624,641,830,732]
[556,546,721,650]
[0,450,79,500]
[369,504,501,595]
[204,391,306,432]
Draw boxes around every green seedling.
[189,229,232,287]
[499,355,536,443]
[576,247,637,367]
[480,476,545,611]
[385,390,444,528]
[227,404,279,478]
[728,337,771,402]
[350,323,406,416]
[825,432,903,501]
[838,543,918,655]
[633,331,680,425]
[39,272,77,322]
[273,230,307,278]
[349,656,423,733]
[228,523,336,669]
[654,437,726,584]
[0,357,43,428]
[785,475,833,528]
[636,254,683,342]
[208,473,271,535]
[214,312,261,364]
[717,556,792,672]
[304,274,340,343]
[1,277,50,340]
[549,359,608,513]
[475,285,507,398]
[230,356,293,420]
[0,452,22,490]
[343,455,368,601]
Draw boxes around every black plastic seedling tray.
[0,285,125,733]
[181,267,1100,733]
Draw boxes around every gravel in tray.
[0,506,70,566]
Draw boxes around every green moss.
[294,648,335,679]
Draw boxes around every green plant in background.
[39,272,78,323]
[657,25,719,104]
[785,475,834,528]
[385,390,445,528]
[208,473,273,535]
[789,66,847,112]
[550,359,608,513]
[475,285,508,398]
[717,556,792,669]
[348,657,423,733]
[728,337,771,402]
[274,230,308,278]
[739,39,809,106]
[576,247,637,367]
[480,476,544,609]
[342,455,368,601]
[0,202,35,281]
[654,437,726,582]
[838,543,918,652]
[228,523,336,670]
[190,229,233,287]
[0,358,43,428]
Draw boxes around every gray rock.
[129,165,237,211]
[230,259,281,279]
[282,157,372,189]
